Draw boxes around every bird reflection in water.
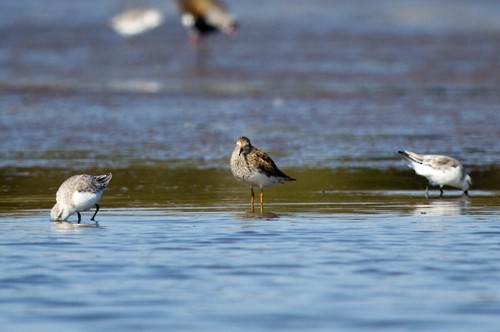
[412,197,471,217]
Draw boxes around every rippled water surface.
[2,202,500,332]
[1,0,500,331]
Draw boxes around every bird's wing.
[250,148,294,180]
[424,155,460,170]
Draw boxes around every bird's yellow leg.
[260,189,264,212]
[250,188,255,211]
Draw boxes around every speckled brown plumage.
[230,137,295,211]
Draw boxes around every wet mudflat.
[1,0,500,331]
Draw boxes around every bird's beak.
[238,148,243,156]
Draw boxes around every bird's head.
[236,136,252,156]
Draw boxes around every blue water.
[1,204,500,331]
[2,0,500,330]
[1,1,500,170]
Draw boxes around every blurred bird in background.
[110,8,164,38]
[176,0,238,44]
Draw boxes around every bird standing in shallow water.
[176,0,237,43]
[231,137,295,211]
[51,174,112,223]
[398,151,471,198]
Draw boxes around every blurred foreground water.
[1,1,500,331]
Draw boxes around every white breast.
[72,191,101,211]
[412,163,462,186]
[245,172,281,189]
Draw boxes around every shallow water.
[1,0,500,331]
[2,201,500,332]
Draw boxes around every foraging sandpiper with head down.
[51,173,112,223]
[398,151,471,198]
[230,137,295,211]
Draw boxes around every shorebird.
[230,137,295,211]
[176,0,237,43]
[110,8,164,38]
[398,151,471,198]
[51,173,112,223]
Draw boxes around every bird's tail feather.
[398,151,423,164]
[96,173,113,186]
